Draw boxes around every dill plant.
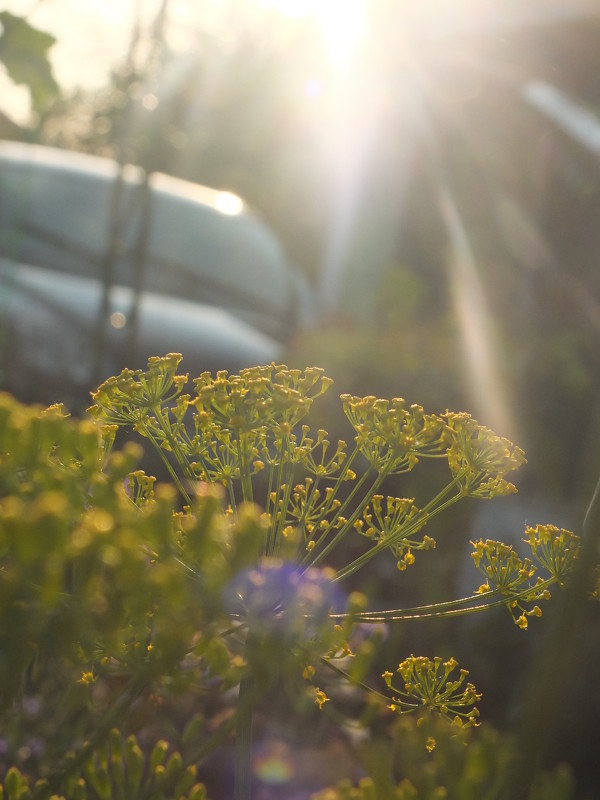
[0,354,589,799]
[88,355,582,797]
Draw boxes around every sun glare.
[214,191,244,216]
[261,0,367,70]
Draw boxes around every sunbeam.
[436,176,515,439]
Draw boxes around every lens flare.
[223,559,345,636]
[253,740,295,785]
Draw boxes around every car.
[0,141,312,410]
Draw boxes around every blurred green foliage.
[0,389,252,796]
[0,729,207,800]
[312,715,575,800]
[0,11,59,119]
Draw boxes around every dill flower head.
[384,655,481,728]
[524,524,580,584]
[444,413,526,498]
[340,395,448,473]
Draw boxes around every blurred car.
[0,140,312,410]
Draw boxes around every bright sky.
[2,0,595,124]
[0,0,366,124]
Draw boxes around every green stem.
[269,442,297,556]
[273,476,295,557]
[139,425,192,505]
[264,461,277,555]
[319,656,390,705]
[267,436,292,555]
[226,478,237,513]
[333,577,556,622]
[153,405,196,483]
[239,433,254,504]
[347,590,505,619]
[234,640,258,800]
[234,674,254,800]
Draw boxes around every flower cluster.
[341,395,448,473]
[383,655,481,729]
[470,526,580,629]
[524,524,580,585]
[353,495,432,571]
[285,478,345,549]
[444,413,526,499]
[471,539,543,628]
[192,364,333,434]
[89,353,188,425]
